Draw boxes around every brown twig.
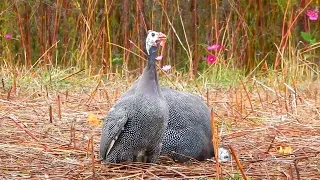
[6,86,12,100]
[1,78,4,88]
[229,145,248,180]
[240,79,254,112]
[7,114,52,152]
[70,122,76,147]
[266,136,276,154]
[58,69,85,82]
[49,105,53,123]
[294,160,301,180]
[90,136,95,176]
[211,108,220,179]
[57,95,62,120]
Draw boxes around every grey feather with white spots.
[121,81,214,162]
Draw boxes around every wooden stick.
[211,109,220,179]
[7,86,12,100]
[228,145,248,180]
[289,164,294,180]
[240,79,254,112]
[1,78,4,88]
[70,122,76,147]
[57,95,62,120]
[7,114,52,152]
[49,105,53,123]
[90,136,95,176]
[266,136,275,154]
[58,69,84,82]
[294,160,301,180]
[86,79,102,104]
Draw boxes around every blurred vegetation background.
[0,0,319,80]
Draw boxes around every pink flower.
[306,9,318,21]
[4,34,12,39]
[162,65,171,71]
[206,54,217,64]
[207,44,225,51]
[155,56,163,61]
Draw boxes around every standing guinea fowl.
[99,31,168,163]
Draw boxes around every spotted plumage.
[104,30,215,163]
[160,88,213,162]
[121,80,214,162]
[99,31,168,163]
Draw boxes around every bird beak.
[157,32,167,47]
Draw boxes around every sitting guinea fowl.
[114,32,224,162]
[123,72,215,162]
[99,31,168,163]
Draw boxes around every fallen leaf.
[278,146,284,154]
[283,146,293,154]
[87,114,102,127]
[278,146,293,154]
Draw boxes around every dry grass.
[0,71,319,179]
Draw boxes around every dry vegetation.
[0,69,319,179]
[1,1,320,179]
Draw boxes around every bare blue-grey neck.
[147,45,158,69]
[136,45,161,96]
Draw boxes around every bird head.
[145,30,167,55]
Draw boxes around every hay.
[0,79,319,179]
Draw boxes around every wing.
[100,106,128,159]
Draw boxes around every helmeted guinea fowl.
[115,31,216,162]
[123,67,214,162]
[99,30,168,163]
[124,80,214,162]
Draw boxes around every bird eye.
[151,33,155,37]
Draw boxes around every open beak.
[157,32,167,47]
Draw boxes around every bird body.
[100,31,168,163]
[101,93,168,163]
[120,80,214,162]
[160,88,213,162]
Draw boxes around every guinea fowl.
[113,31,217,162]
[124,65,214,162]
[99,31,168,163]
[124,79,214,162]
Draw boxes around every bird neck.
[146,51,157,72]
[137,47,161,96]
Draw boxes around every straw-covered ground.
[0,73,319,179]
